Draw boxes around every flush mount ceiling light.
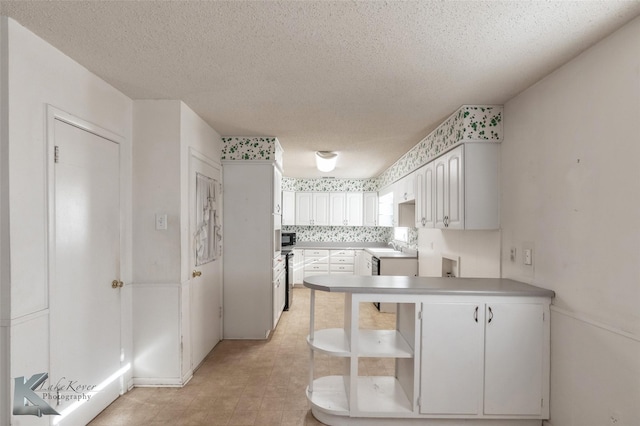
[315,151,338,172]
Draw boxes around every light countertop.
[290,242,418,258]
[303,275,555,298]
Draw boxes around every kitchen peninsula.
[304,275,555,426]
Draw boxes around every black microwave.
[281,232,296,246]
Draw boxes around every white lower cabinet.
[304,249,357,279]
[272,258,286,329]
[307,293,550,425]
[304,249,329,277]
[292,249,304,285]
[420,302,483,415]
[483,303,546,415]
[420,300,549,417]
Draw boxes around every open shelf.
[308,329,350,356]
[307,375,350,416]
[308,329,413,358]
[358,330,413,358]
[356,376,414,415]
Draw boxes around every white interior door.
[50,116,123,425]
[189,151,222,369]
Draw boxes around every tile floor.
[89,287,396,425]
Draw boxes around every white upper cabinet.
[377,186,394,227]
[363,192,378,227]
[434,146,463,229]
[345,193,363,226]
[415,163,435,228]
[329,193,346,226]
[398,172,416,203]
[296,192,330,226]
[434,144,499,230]
[330,193,363,226]
[282,190,295,225]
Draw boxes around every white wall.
[133,100,182,283]
[0,16,11,423]
[418,229,501,278]
[132,101,224,385]
[502,16,640,426]
[3,17,133,426]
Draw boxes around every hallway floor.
[89,287,396,425]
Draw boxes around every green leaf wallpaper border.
[221,137,279,161]
[282,105,502,192]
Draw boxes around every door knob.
[112,280,124,288]
[192,270,202,278]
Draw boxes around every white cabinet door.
[273,166,282,215]
[378,186,394,227]
[282,191,296,225]
[363,192,378,226]
[292,249,304,284]
[313,192,330,226]
[295,192,313,225]
[345,192,363,226]
[329,192,346,226]
[296,192,329,226]
[399,172,415,202]
[445,147,464,229]
[420,302,483,415]
[434,145,464,229]
[414,164,435,228]
[484,303,546,416]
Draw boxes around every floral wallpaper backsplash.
[283,225,392,243]
[377,105,502,188]
[222,137,279,161]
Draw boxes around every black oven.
[281,232,296,246]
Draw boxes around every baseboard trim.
[132,377,184,387]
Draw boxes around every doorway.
[189,149,222,370]
[48,107,125,425]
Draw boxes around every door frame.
[187,147,223,370]
[45,105,129,415]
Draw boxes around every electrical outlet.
[155,213,167,230]
[510,247,516,262]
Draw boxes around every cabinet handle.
[488,306,493,323]
[474,306,478,322]
[444,215,449,227]
[421,217,426,226]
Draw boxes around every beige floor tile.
[227,409,258,425]
[89,287,399,426]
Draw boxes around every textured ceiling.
[2,1,640,178]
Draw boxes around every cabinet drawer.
[330,264,354,273]
[330,256,354,265]
[305,263,329,272]
[305,249,329,257]
[330,249,354,257]
[273,263,285,275]
[305,256,328,265]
